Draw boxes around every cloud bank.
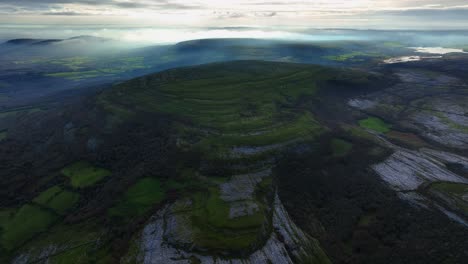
[0,1,467,29]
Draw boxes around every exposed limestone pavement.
[125,194,330,264]
[219,169,272,218]
[348,68,468,149]
[373,148,468,191]
[348,67,468,228]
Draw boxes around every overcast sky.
[1,0,468,29]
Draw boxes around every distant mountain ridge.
[3,35,111,46]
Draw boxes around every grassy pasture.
[1,205,56,250]
[109,178,165,217]
[61,162,111,188]
[34,186,79,214]
[359,117,392,133]
[45,56,148,80]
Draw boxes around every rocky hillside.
[1,61,382,263]
[0,60,467,263]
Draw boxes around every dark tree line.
[276,134,468,264]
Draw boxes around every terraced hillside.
[98,61,341,166]
[97,61,374,263]
[1,61,383,263]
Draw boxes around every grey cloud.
[255,11,277,17]
[0,0,199,11]
[377,8,468,20]
[42,11,91,16]
[214,11,246,19]
[214,10,278,20]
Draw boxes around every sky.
[1,0,467,29]
[0,1,467,44]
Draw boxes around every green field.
[33,186,62,205]
[359,117,392,133]
[45,56,148,81]
[61,162,111,188]
[0,185,80,251]
[109,178,165,217]
[1,205,56,250]
[14,223,103,263]
[45,190,80,215]
[46,70,107,80]
[33,186,79,214]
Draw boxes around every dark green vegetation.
[0,61,385,262]
[1,59,468,263]
[61,162,111,188]
[277,134,468,264]
[331,138,353,157]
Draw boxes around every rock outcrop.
[124,194,330,264]
[348,68,468,149]
[373,148,468,191]
[348,68,468,227]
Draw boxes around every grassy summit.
[99,61,374,163]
